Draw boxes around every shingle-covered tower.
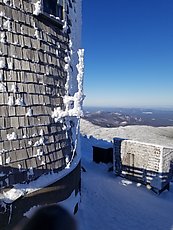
[0,0,84,228]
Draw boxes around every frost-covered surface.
[3,18,11,31]
[120,139,173,174]
[63,0,82,94]
[11,83,17,93]
[3,0,10,5]
[7,95,14,106]
[0,82,6,92]
[26,108,33,117]
[0,32,5,43]
[15,97,25,106]
[77,121,173,230]
[33,1,42,15]
[80,119,173,147]
[0,153,80,204]
[52,0,84,167]
[7,132,17,141]
[0,58,6,68]
[0,0,84,225]
[52,49,84,120]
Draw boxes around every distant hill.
[83,107,173,127]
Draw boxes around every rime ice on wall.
[117,140,173,190]
[0,0,83,198]
[33,1,42,15]
[52,0,84,166]
[121,140,173,174]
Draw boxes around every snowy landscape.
[83,107,173,127]
[77,119,173,230]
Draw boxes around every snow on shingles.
[51,0,84,167]
[7,132,17,141]
[0,58,6,68]
[0,82,6,92]
[33,1,42,15]
[3,18,11,31]
[52,0,84,121]
[3,0,10,5]
[0,72,3,81]
[11,83,17,93]
[0,32,5,43]
[8,95,14,106]
[25,108,33,117]
[2,154,81,204]
[15,97,25,106]
[52,50,84,120]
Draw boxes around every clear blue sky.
[82,0,173,108]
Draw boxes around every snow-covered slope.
[77,119,173,230]
[80,119,173,147]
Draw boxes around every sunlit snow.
[76,119,173,230]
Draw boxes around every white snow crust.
[1,154,80,204]
[33,1,42,15]
[76,119,173,230]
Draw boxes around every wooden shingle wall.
[0,0,72,187]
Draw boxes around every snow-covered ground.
[76,119,173,230]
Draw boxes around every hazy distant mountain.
[83,107,173,127]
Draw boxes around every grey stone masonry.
[0,0,72,188]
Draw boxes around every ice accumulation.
[52,0,84,167]
[1,153,81,204]
[0,0,84,206]
[26,108,33,117]
[0,11,5,17]
[77,121,173,230]
[8,96,14,106]
[3,18,11,31]
[3,0,10,5]
[0,82,6,92]
[11,83,17,93]
[7,132,17,141]
[0,72,3,81]
[0,58,6,68]
[15,97,25,106]
[33,1,42,16]
[0,32,5,43]
[52,49,84,120]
